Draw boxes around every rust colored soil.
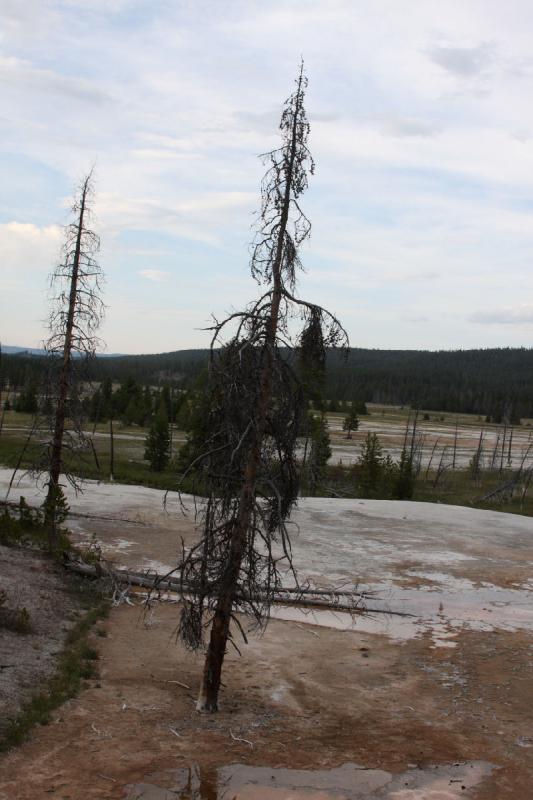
[0,603,532,799]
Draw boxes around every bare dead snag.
[0,343,4,439]
[109,417,115,481]
[169,64,347,712]
[43,170,104,547]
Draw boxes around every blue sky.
[3,0,533,353]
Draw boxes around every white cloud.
[426,42,496,78]
[4,0,533,351]
[470,307,533,325]
[0,55,111,104]
[379,116,442,139]
[95,190,255,247]
[0,221,63,346]
[138,269,170,282]
[0,221,62,276]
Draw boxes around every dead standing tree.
[172,66,347,712]
[43,171,104,545]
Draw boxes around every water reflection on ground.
[124,760,493,799]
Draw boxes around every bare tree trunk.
[425,437,440,482]
[402,411,411,453]
[169,389,175,460]
[433,445,448,487]
[44,178,90,543]
[408,409,419,462]
[0,345,9,438]
[88,437,100,472]
[490,434,500,470]
[91,391,100,436]
[109,417,115,481]
[452,418,458,470]
[499,424,507,474]
[521,467,533,509]
[414,432,425,477]
[0,343,3,438]
[0,400,6,439]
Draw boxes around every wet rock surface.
[125,760,494,799]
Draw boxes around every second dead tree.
[171,65,347,712]
[43,171,104,546]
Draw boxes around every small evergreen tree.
[176,390,197,431]
[393,447,414,499]
[355,398,368,415]
[142,385,153,423]
[114,377,141,418]
[342,404,359,439]
[144,400,170,471]
[14,383,38,414]
[307,413,331,495]
[101,378,113,419]
[89,387,103,422]
[42,484,70,527]
[125,395,144,426]
[160,384,172,419]
[356,432,384,497]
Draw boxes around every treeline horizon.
[3,345,533,422]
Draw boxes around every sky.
[3,0,533,354]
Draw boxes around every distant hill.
[3,345,533,420]
[2,345,46,356]
[87,349,211,384]
[1,345,123,357]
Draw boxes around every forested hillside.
[325,347,533,420]
[3,346,533,420]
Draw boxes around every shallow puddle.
[124,760,493,799]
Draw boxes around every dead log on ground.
[63,558,414,618]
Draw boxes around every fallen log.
[64,559,415,618]
[1,499,147,526]
[475,479,518,504]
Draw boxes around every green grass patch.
[305,462,533,516]
[0,424,186,493]
[0,500,71,553]
[3,409,532,513]
[414,468,533,516]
